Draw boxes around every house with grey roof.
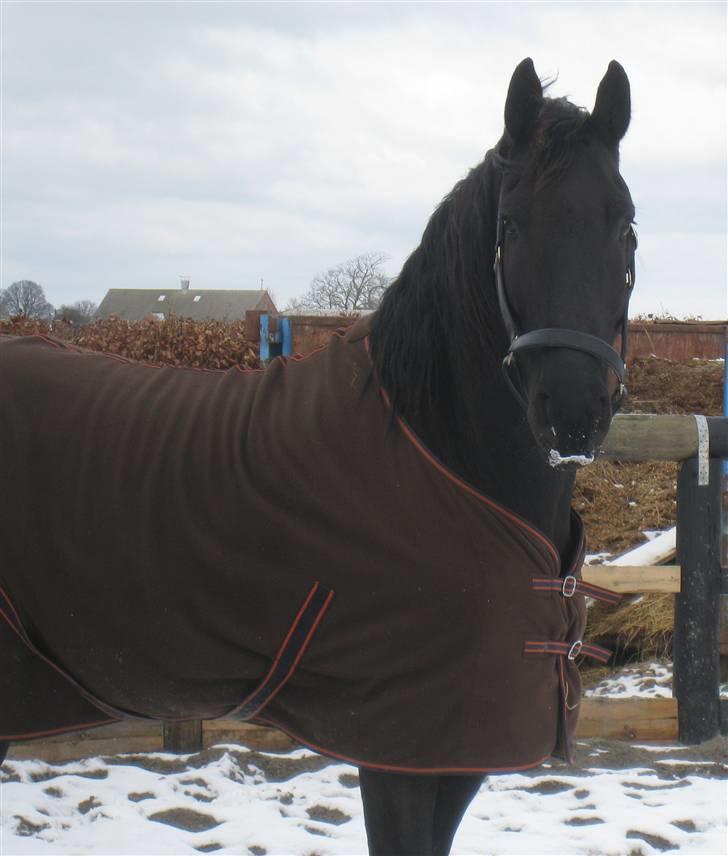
[96,280,276,322]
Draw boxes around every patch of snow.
[585,552,612,565]
[585,662,673,699]
[2,745,726,856]
[549,449,595,468]
[607,527,676,567]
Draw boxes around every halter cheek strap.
[493,210,636,412]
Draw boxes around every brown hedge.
[0,314,259,370]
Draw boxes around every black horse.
[0,58,635,856]
[361,58,635,854]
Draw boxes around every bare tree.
[56,300,98,326]
[0,280,54,320]
[288,252,391,313]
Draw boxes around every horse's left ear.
[590,60,631,147]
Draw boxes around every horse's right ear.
[504,58,543,145]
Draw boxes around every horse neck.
[370,152,577,564]
[411,366,577,564]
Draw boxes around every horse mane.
[369,96,592,458]
[369,153,502,434]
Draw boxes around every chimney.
[180,277,190,291]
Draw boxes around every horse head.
[495,58,637,468]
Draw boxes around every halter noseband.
[493,208,636,413]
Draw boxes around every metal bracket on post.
[695,415,710,486]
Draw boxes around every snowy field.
[2,664,726,856]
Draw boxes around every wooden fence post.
[163,720,203,754]
[673,456,722,743]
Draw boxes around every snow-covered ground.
[1,735,725,855]
[2,664,726,856]
[585,661,674,699]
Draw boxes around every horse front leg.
[358,767,485,856]
[431,774,484,856]
[358,767,439,855]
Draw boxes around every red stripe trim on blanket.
[363,356,561,569]
[223,581,335,721]
[0,587,146,723]
[0,719,120,743]
[253,713,554,775]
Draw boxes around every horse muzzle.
[517,345,616,467]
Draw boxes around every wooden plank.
[5,699,683,762]
[202,721,298,752]
[10,720,161,744]
[582,564,681,593]
[602,414,698,461]
[578,697,678,741]
[7,722,162,762]
[607,529,676,568]
[601,414,728,461]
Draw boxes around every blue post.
[723,341,728,568]
[260,314,270,363]
[281,317,292,357]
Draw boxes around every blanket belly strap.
[223,581,335,721]
[523,639,612,664]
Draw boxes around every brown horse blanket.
[0,317,614,772]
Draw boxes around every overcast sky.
[2,1,726,318]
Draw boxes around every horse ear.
[590,60,631,147]
[504,58,543,145]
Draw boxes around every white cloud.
[1,2,725,317]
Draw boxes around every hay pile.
[580,355,723,664]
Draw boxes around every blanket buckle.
[567,640,583,660]
[561,575,577,598]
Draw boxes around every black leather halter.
[493,210,636,412]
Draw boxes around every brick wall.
[249,312,727,363]
[288,315,359,356]
[628,322,727,362]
